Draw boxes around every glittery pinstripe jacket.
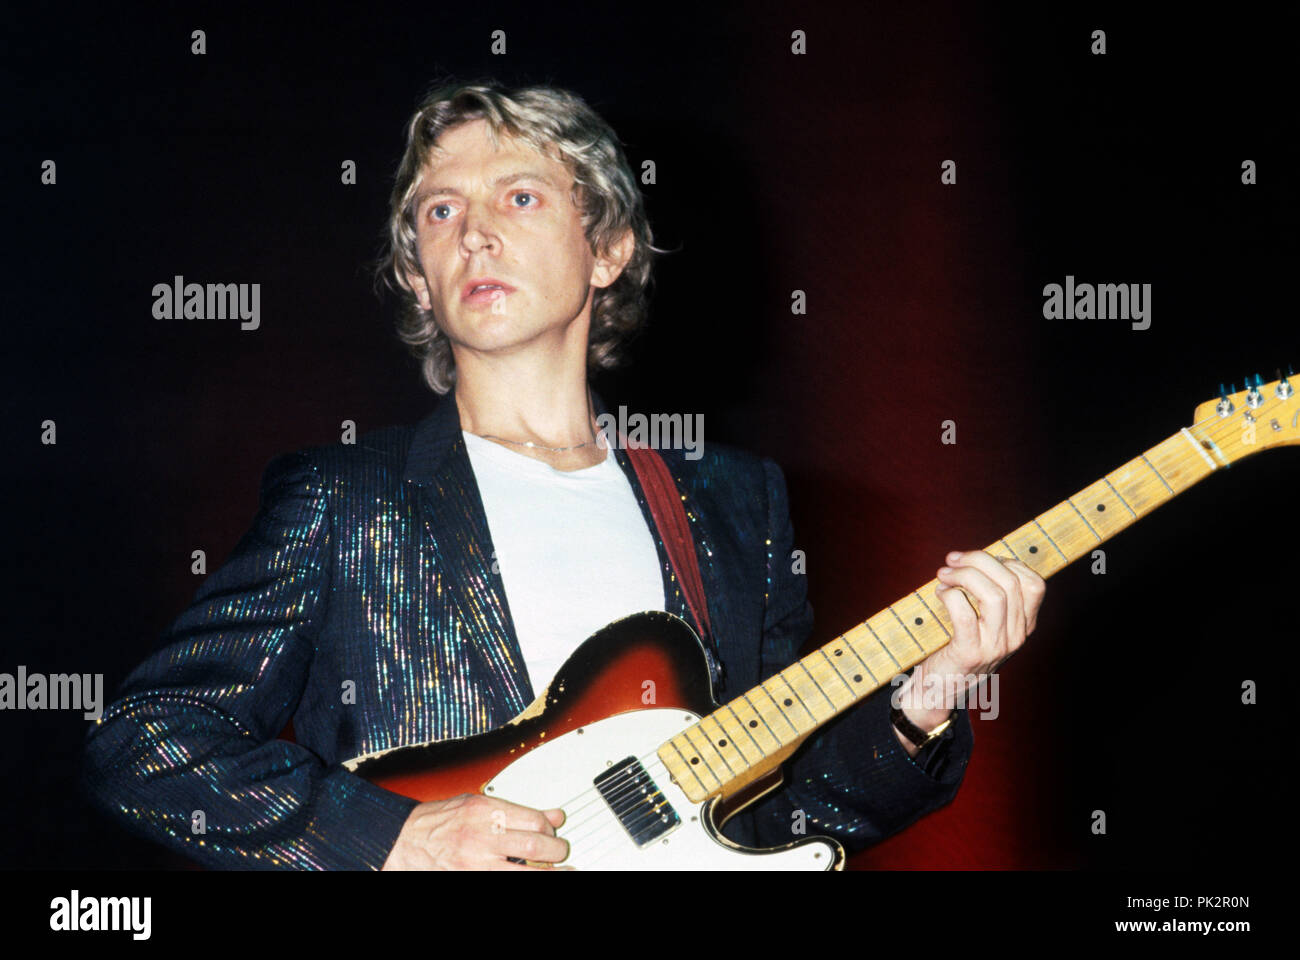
[81,391,973,869]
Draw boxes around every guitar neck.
[657,420,1236,803]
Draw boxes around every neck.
[452,334,600,468]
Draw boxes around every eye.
[429,203,453,222]
[512,191,537,208]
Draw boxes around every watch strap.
[891,704,955,750]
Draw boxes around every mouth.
[461,278,517,303]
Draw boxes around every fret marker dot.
[1029,545,1038,553]
[834,649,843,656]
[783,698,793,706]
[749,720,758,728]
[914,617,923,625]
[1097,504,1106,512]
[690,757,699,765]
[718,739,727,747]
[853,674,863,683]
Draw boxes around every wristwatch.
[890,705,955,751]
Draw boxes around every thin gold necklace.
[476,433,596,453]
[471,396,601,453]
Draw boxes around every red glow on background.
[730,3,1069,868]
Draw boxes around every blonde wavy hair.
[374,79,665,394]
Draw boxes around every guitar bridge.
[593,756,681,847]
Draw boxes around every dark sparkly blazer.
[81,391,973,869]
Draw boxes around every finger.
[949,550,1024,647]
[1002,559,1046,634]
[936,564,1006,656]
[476,796,560,836]
[941,564,1008,671]
[493,828,571,864]
[934,576,980,656]
[946,554,1013,650]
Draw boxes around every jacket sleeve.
[80,450,418,869]
[732,458,974,856]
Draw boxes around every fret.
[842,625,897,680]
[1107,457,1172,517]
[1073,478,1135,538]
[912,590,952,639]
[668,737,719,794]
[818,647,867,699]
[890,595,947,656]
[1033,502,1088,563]
[753,684,801,739]
[885,606,926,654]
[1147,432,1215,493]
[1102,476,1133,520]
[792,659,845,712]
[764,675,819,732]
[830,634,879,686]
[1032,516,1070,563]
[806,652,857,707]
[723,701,767,759]
[867,614,916,665]
[682,723,735,778]
[734,694,784,752]
[1139,454,1175,494]
[1064,497,1102,541]
[699,712,754,768]
[1001,520,1067,576]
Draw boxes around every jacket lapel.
[402,393,535,727]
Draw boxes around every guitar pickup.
[593,756,681,847]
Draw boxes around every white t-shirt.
[462,431,666,695]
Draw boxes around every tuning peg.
[1278,366,1294,400]
[1216,382,1235,416]
[1246,375,1263,408]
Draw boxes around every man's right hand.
[381,794,570,870]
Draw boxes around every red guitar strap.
[623,442,713,642]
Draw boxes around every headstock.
[1190,369,1298,464]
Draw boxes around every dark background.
[3,1,1294,873]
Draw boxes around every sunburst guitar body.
[344,611,842,870]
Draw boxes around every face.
[404,118,632,365]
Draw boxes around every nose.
[459,201,501,255]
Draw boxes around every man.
[82,81,1045,870]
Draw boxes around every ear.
[591,228,636,289]
[405,269,432,311]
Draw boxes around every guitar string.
[522,752,671,854]
[561,756,682,861]
[556,754,680,840]
[564,782,674,854]
[531,389,1295,860]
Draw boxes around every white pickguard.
[484,708,839,870]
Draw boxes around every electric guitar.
[344,373,1297,870]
